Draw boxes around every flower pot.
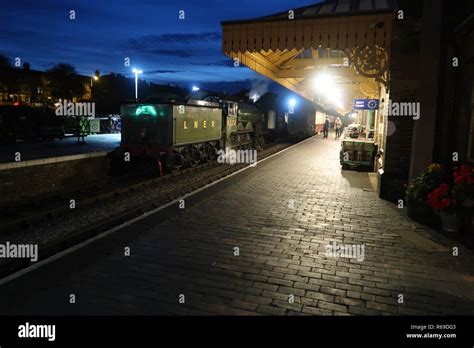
[440,211,459,233]
[406,198,440,228]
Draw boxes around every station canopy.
[222,0,397,115]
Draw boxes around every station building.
[221,0,474,203]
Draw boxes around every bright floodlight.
[312,71,333,93]
[192,86,200,91]
[132,68,143,74]
[288,98,297,108]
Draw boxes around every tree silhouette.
[0,55,11,67]
[46,63,84,100]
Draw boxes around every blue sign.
[353,99,379,110]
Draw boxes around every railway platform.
[0,135,473,315]
[0,134,120,164]
[0,134,120,206]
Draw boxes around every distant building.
[0,65,91,107]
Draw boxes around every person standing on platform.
[334,117,342,139]
[323,117,330,139]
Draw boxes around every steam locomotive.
[107,88,335,175]
[109,94,269,174]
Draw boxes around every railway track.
[0,162,215,235]
[0,141,294,279]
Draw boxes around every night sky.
[1,0,319,93]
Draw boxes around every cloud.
[199,79,252,92]
[128,32,221,48]
[148,49,194,58]
[126,32,221,58]
[190,59,237,67]
[146,69,181,74]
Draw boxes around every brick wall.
[0,154,108,206]
[379,17,420,202]
[452,52,474,164]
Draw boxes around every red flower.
[461,165,470,174]
[429,200,443,210]
[455,176,464,185]
[441,199,450,207]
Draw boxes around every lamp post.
[132,68,143,100]
[90,75,98,87]
[90,75,99,101]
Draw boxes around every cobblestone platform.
[1,134,473,315]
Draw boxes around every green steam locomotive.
[109,96,264,173]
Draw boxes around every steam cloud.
[249,79,270,102]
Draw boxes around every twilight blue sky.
[0,0,319,92]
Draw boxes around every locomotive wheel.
[167,152,183,173]
[213,144,222,163]
[169,164,181,173]
[190,146,201,167]
[201,144,211,163]
[142,157,161,175]
[169,162,182,173]
[206,145,217,163]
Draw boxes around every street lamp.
[90,75,99,101]
[90,75,99,87]
[192,86,200,92]
[132,68,143,100]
